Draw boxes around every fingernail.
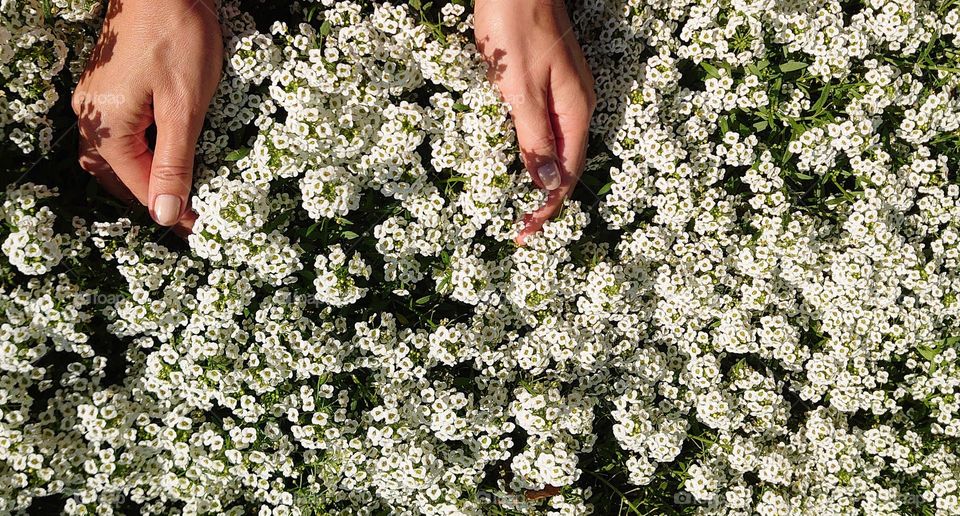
[154,194,181,226]
[537,161,561,190]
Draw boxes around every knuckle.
[153,163,194,184]
[72,89,126,117]
[519,131,556,154]
[500,80,546,109]
[95,143,123,162]
[498,84,531,110]
[156,105,207,136]
[535,0,565,10]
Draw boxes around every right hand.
[72,0,223,235]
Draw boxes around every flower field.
[3,0,960,514]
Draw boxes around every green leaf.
[453,102,469,112]
[319,20,332,37]
[415,295,431,305]
[596,182,614,196]
[409,0,421,10]
[263,210,292,232]
[917,344,939,361]
[224,148,250,161]
[780,149,794,165]
[753,120,768,131]
[792,172,815,180]
[779,61,809,73]
[787,118,807,135]
[811,83,833,113]
[341,230,360,240]
[701,61,721,79]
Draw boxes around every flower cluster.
[2,0,960,515]
[0,182,82,275]
[0,0,100,154]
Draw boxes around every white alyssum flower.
[313,244,370,307]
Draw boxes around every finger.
[148,97,204,227]
[77,82,155,208]
[516,186,572,246]
[514,115,588,246]
[171,206,197,238]
[79,93,196,236]
[74,91,137,203]
[99,131,154,207]
[549,100,592,194]
[78,134,136,203]
[91,127,196,236]
[516,68,595,246]
[507,89,563,191]
[550,61,595,187]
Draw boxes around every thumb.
[149,104,202,227]
[510,95,562,191]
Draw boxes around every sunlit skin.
[474,0,596,245]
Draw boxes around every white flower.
[313,244,370,307]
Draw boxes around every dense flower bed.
[3,0,960,514]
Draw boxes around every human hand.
[474,0,596,245]
[72,0,223,235]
